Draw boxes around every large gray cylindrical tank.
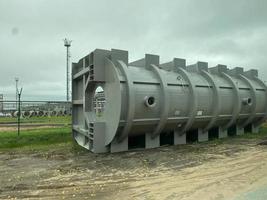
[72,49,267,153]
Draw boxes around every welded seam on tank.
[219,86,233,89]
[239,75,257,127]
[177,68,198,134]
[221,72,241,130]
[239,87,250,90]
[195,85,213,88]
[168,83,189,87]
[133,81,160,85]
[201,70,220,132]
[150,64,170,138]
[117,60,135,142]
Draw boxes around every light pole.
[17,87,22,136]
[15,77,19,109]
[64,38,72,102]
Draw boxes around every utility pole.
[15,77,19,109]
[64,38,72,102]
[17,87,22,136]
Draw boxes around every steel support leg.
[111,137,128,153]
[92,122,109,153]
[174,130,186,145]
[236,126,244,135]
[145,133,160,149]
[198,129,208,142]
[252,124,259,133]
[218,127,228,138]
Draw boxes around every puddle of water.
[235,184,267,200]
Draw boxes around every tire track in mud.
[1,143,267,199]
[116,147,267,200]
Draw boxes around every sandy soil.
[0,139,267,200]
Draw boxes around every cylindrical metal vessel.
[29,110,37,118]
[49,110,57,117]
[37,110,44,117]
[57,110,63,116]
[22,111,30,118]
[11,111,16,118]
[43,111,48,117]
[13,111,19,118]
[72,49,267,153]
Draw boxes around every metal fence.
[0,100,71,118]
[0,94,3,112]
[0,100,72,134]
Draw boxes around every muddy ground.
[1,138,267,200]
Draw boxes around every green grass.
[0,116,71,124]
[0,126,73,150]
[204,126,267,145]
[239,126,267,139]
[0,124,266,153]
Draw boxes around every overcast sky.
[0,0,267,100]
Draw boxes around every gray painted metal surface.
[72,49,267,153]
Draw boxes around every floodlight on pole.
[17,87,23,136]
[64,38,72,102]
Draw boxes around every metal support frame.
[236,125,244,135]
[151,64,170,138]
[201,70,220,132]
[239,75,257,127]
[117,60,135,142]
[146,133,160,148]
[221,72,241,130]
[177,68,198,134]
[198,129,209,142]
[218,127,228,138]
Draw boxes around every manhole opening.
[93,86,105,117]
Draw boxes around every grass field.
[0,124,267,152]
[0,126,77,151]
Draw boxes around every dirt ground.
[0,124,65,132]
[1,138,267,200]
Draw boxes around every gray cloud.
[1,0,267,100]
